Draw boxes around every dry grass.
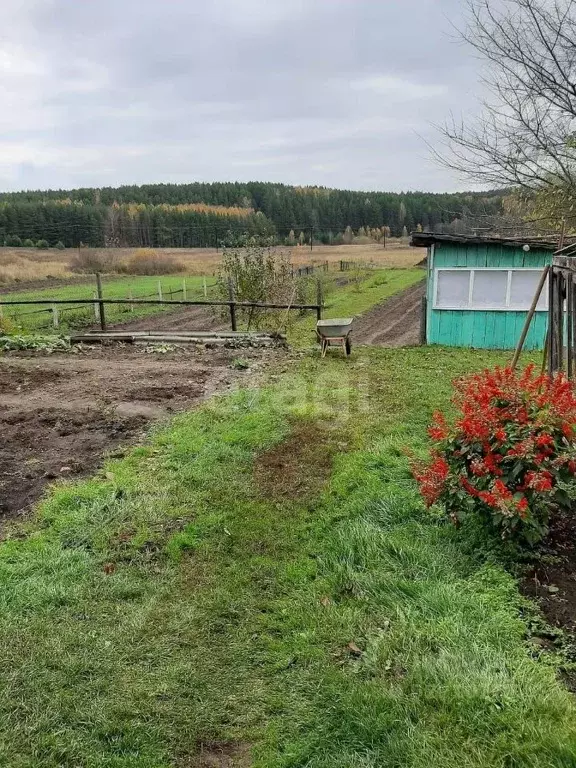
[0,241,419,285]
[0,250,71,283]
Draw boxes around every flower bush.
[412,365,576,544]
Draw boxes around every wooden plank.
[484,311,497,349]
[452,310,467,346]
[471,310,487,348]
[489,312,505,349]
[429,309,442,345]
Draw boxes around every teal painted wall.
[426,242,552,350]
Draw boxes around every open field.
[0,241,419,285]
[0,267,425,335]
[3,341,575,767]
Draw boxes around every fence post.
[95,272,106,331]
[182,279,187,301]
[157,281,163,302]
[567,271,573,380]
[340,260,344,272]
[129,289,134,312]
[52,304,59,328]
[93,291,99,320]
[228,279,237,332]
[316,278,323,311]
[0,302,3,320]
[419,296,427,345]
[203,277,207,298]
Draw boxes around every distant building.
[411,232,558,350]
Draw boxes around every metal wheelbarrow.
[316,317,353,358]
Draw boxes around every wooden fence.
[547,255,576,377]
[0,295,322,334]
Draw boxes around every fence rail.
[0,296,322,333]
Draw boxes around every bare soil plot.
[0,345,278,521]
[353,280,425,347]
[110,304,228,333]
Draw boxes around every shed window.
[471,270,508,307]
[509,270,547,310]
[436,270,469,308]
[434,268,548,311]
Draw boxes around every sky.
[0,0,484,194]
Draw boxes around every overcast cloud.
[0,0,483,193]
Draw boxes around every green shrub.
[22,239,35,248]
[4,235,22,247]
[36,239,49,249]
[54,241,66,250]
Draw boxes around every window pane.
[471,270,508,308]
[510,270,547,310]
[436,270,470,308]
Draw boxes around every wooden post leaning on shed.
[95,272,106,331]
[510,265,550,370]
[228,278,237,332]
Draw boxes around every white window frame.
[433,268,549,311]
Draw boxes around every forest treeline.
[0,181,504,248]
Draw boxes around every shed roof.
[410,232,562,251]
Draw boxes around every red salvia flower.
[412,364,576,545]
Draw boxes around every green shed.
[411,233,558,350]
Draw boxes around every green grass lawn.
[1,344,575,767]
[0,275,218,331]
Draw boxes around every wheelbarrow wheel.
[345,336,352,356]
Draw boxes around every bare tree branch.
[436,0,576,191]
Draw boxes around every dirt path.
[353,280,425,347]
[0,346,279,521]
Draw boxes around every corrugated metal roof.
[410,232,562,251]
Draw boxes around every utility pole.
[310,227,313,252]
